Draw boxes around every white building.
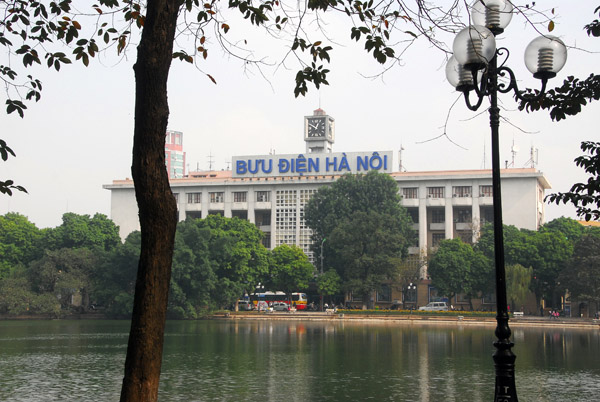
[104,109,550,280]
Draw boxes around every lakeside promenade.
[217,310,600,329]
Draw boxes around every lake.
[0,319,598,401]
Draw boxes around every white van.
[418,302,449,311]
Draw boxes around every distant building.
[165,130,185,179]
[105,109,551,309]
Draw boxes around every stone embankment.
[216,311,600,329]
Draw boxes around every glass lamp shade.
[446,55,480,90]
[524,35,568,79]
[453,25,496,69]
[471,0,513,33]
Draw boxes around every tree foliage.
[505,264,533,312]
[517,7,600,121]
[169,215,270,316]
[476,222,574,308]
[559,235,600,306]
[305,171,414,308]
[545,141,600,221]
[269,244,314,299]
[428,238,492,309]
[0,212,42,278]
[27,247,97,309]
[43,212,121,251]
[0,140,27,195]
[316,269,341,298]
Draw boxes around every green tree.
[93,231,141,317]
[270,244,314,302]
[0,212,42,278]
[505,264,533,313]
[43,213,121,252]
[476,224,572,309]
[305,171,414,309]
[541,217,587,244]
[0,277,61,316]
[170,215,270,315]
[316,269,341,307]
[27,248,97,310]
[559,235,600,313]
[169,221,216,317]
[428,238,491,310]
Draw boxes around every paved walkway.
[220,311,600,328]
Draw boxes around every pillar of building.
[247,190,256,224]
[444,197,454,240]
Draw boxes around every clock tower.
[304,108,335,154]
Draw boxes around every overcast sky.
[2,1,599,229]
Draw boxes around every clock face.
[307,117,326,138]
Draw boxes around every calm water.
[0,319,598,401]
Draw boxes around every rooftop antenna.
[225,160,231,170]
[207,152,214,171]
[507,138,519,168]
[481,140,487,169]
[524,145,538,168]
[398,144,407,172]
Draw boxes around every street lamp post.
[445,1,567,401]
[407,282,417,310]
[319,237,326,311]
[255,283,264,312]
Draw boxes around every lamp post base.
[493,338,518,401]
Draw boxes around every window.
[402,187,418,199]
[480,185,493,197]
[428,187,444,198]
[453,186,472,197]
[275,190,297,246]
[408,208,419,223]
[431,209,445,223]
[456,208,471,223]
[432,233,445,247]
[233,192,247,202]
[209,192,224,203]
[255,191,270,202]
[187,193,201,204]
[481,207,494,225]
[428,286,443,303]
[377,285,392,302]
[173,193,179,203]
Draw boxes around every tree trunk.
[120,1,179,401]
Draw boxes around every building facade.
[104,110,550,307]
[165,129,186,179]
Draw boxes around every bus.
[250,291,308,310]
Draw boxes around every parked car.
[272,302,289,311]
[418,302,449,311]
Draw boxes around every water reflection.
[0,320,598,401]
